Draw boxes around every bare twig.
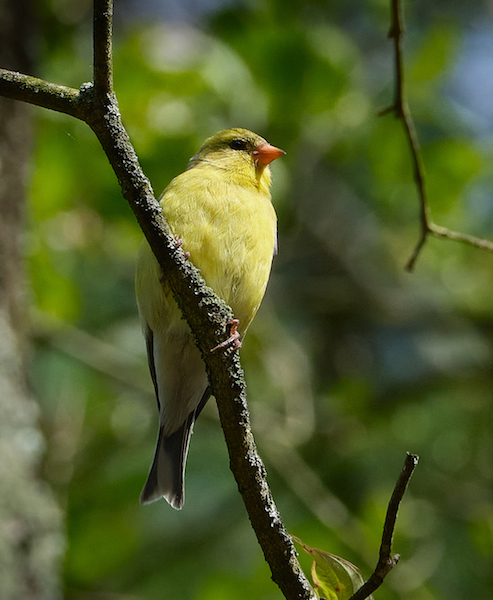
[349,453,419,600]
[0,69,83,118]
[382,0,493,271]
[0,2,316,599]
[428,222,493,253]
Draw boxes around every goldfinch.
[135,128,284,508]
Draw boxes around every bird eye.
[229,138,249,151]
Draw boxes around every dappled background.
[28,0,493,598]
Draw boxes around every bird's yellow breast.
[160,164,277,334]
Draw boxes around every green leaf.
[294,537,372,600]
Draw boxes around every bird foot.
[211,319,242,352]
[174,235,190,259]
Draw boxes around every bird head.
[187,128,285,190]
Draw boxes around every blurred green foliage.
[27,0,493,599]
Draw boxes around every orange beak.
[253,143,286,166]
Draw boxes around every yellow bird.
[136,128,285,509]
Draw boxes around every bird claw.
[174,234,190,259]
[211,319,242,352]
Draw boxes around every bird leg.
[211,319,242,352]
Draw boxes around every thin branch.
[0,69,84,118]
[381,0,431,272]
[0,2,316,599]
[381,0,493,271]
[349,453,419,600]
[429,222,493,252]
[93,0,113,97]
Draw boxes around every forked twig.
[381,0,493,271]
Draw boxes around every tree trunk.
[0,0,64,598]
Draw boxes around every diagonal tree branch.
[381,0,493,271]
[0,1,315,598]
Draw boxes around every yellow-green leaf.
[294,537,372,600]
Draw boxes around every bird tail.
[140,388,211,509]
[139,412,194,509]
